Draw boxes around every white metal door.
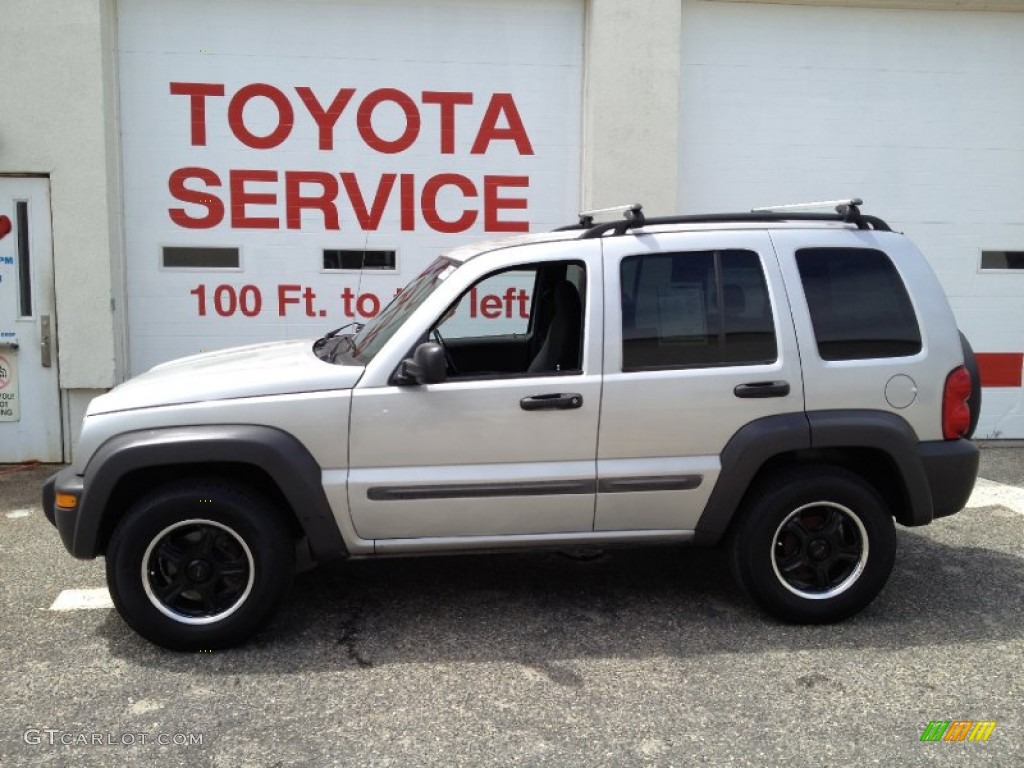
[117,0,585,374]
[678,0,1024,437]
[0,177,62,462]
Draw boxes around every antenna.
[354,230,369,323]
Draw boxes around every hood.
[88,339,364,415]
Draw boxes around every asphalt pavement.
[1,444,1022,767]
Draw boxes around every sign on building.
[118,0,584,373]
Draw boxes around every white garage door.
[679,0,1024,438]
[118,0,583,374]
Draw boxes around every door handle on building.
[40,315,52,367]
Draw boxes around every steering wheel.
[431,327,458,375]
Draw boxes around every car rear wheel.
[106,480,294,650]
[730,466,896,624]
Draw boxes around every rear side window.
[796,248,921,361]
[621,249,777,370]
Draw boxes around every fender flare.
[70,425,347,562]
[694,411,936,545]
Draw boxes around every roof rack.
[553,203,645,231]
[565,198,891,239]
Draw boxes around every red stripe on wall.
[976,353,1024,388]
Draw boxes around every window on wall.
[323,249,397,271]
[980,250,1024,271]
[620,249,776,371]
[162,246,240,269]
[796,247,921,361]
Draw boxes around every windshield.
[347,257,457,364]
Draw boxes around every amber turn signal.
[55,493,79,510]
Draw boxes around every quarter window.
[796,247,922,360]
[621,250,776,370]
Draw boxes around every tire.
[106,480,294,651]
[959,330,982,439]
[730,466,896,624]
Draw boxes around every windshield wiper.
[331,333,357,362]
[321,321,364,341]
[314,322,364,360]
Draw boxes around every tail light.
[942,366,972,439]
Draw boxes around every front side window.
[432,260,586,378]
[796,248,922,361]
[621,249,776,371]
[437,269,536,340]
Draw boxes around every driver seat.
[527,280,582,373]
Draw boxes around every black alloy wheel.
[770,501,869,600]
[106,480,294,650]
[142,519,255,624]
[731,466,896,624]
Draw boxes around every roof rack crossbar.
[752,197,874,228]
[555,204,645,231]
[751,198,864,213]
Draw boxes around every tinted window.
[621,249,776,370]
[796,248,921,361]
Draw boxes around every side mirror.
[397,342,447,385]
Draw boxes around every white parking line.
[967,477,1024,516]
[5,509,31,519]
[50,588,114,611]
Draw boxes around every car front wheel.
[106,480,294,650]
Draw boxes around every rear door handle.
[520,393,584,411]
[734,381,790,399]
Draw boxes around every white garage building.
[1,0,1022,461]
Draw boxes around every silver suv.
[44,200,980,650]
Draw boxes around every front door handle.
[520,393,584,411]
[734,381,790,399]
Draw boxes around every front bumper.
[42,467,86,556]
